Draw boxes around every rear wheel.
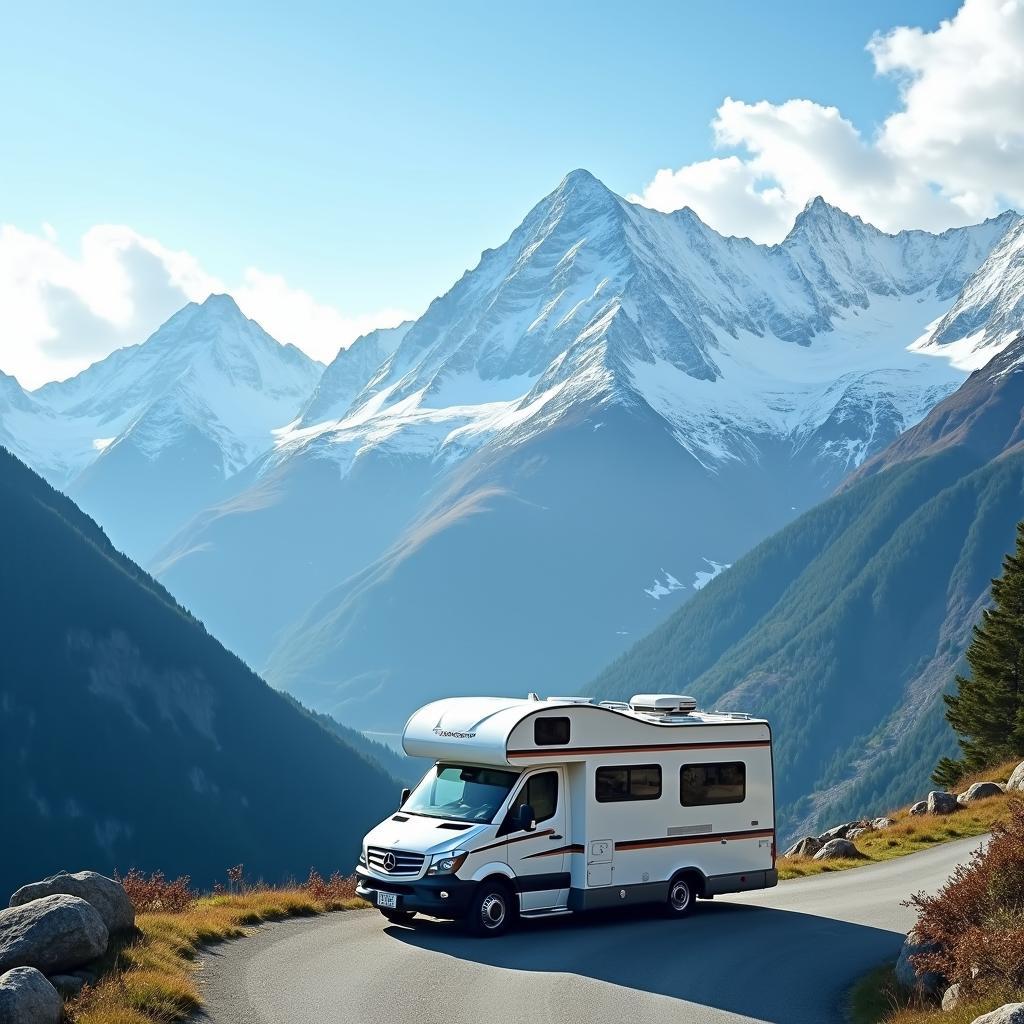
[466,880,514,937]
[665,874,697,918]
[380,909,415,926]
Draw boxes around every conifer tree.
[934,521,1024,788]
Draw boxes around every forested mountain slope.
[0,446,396,896]
[591,335,1024,839]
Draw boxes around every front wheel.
[466,881,514,937]
[665,875,696,918]
[380,908,415,926]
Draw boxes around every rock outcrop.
[958,782,1004,804]
[0,967,62,1024]
[927,791,959,815]
[11,871,134,934]
[1007,762,1024,792]
[813,838,863,861]
[0,894,107,975]
[971,1005,1024,1024]
[784,837,822,857]
[895,928,944,995]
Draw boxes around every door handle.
[550,834,563,840]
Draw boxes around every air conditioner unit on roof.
[629,694,698,715]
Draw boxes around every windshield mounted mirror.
[399,787,410,809]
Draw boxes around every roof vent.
[629,694,698,715]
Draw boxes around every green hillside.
[0,446,398,896]
[591,338,1024,839]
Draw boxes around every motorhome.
[355,693,776,936]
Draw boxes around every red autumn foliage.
[301,869,358,904]
[116,868,197,914]
[907,797,1024,996]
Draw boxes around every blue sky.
[5,0,1021,385]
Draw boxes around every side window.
[534,717,570,746]
[595,765,662,802]
[680,762,746,806]
[511,771,558,823]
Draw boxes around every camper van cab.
[355,694,776,936]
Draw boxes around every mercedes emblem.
[383,851,397,872]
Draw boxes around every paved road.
[195,837,983,1024]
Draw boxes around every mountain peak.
[198,292,245,317]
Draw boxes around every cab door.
[503,768,568,912]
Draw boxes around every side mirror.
[518,803,537,832]
[399,787,410,809]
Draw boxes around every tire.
[665,874,697,918]
[380,908,415,926]
[466,880,515,937]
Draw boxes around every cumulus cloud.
[0,224,412,389]
[630,0,1024,242]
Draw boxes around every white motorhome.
[355,693,776,936]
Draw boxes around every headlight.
[426,851,467,876]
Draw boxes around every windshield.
[404,764,519,823]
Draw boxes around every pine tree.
[935,521,1024,786]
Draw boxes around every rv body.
[355,694,776,935]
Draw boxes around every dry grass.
[779,759,1019,881]
[847,964,1020,1024]
[66,872,363,1024]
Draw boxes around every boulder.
[1007,761,1024,792]
[972,1005,1024,1024]
[872,817,896,830]
[818,821,867,842]
[48,973,86,995]
[957,782,1004,805]
[784,836,822,857]
[895,928,943,995]
[812,838,863,860]
[847,827,870,840]
[0,967,62,1024]
[0,894,108,975]
[11,870,134,934]
[942,983,964,1010]
[909,801,928,816]
[927,791,959,815]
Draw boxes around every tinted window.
[680,762,746,806]
[511,771,558,823]
[534,716,570,746]
[404,764,518,822]
[595,765,662,802]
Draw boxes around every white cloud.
[0,224,413,389]
[630,0,1024,242]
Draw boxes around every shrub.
[908,797,1024,997]
[117,869,197,914]
[301,869,358,906]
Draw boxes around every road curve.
[194,836,983,1024]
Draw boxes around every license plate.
[376,891,398,909]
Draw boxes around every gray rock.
[812,838,863,860]
[909,801,928,816]
[0,894,108,975]
[847,827,871,840]
[872,817,896,829]
[972,1005,1024,1024]
[895,928,944,994]
[957,781,1005,804]
[11,870,134,933]
[1007,762,1024,791]
[0,967,62,1024]
[927,790,959,815]
[783,836,822,857]
[48,972,86,995]
[942,982,964,1010]
[818,820,867,842]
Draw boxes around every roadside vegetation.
[778,760,1018,881]
[848,797,1024,1024]
[65,868,362,1024]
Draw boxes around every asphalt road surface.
[195,836,983,1024]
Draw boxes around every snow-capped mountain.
[5,294,322,560]
[148,171,1019,732]
[911,215,1024,370]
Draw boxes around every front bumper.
[355,866,476,919]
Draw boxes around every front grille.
[367,847,425,875]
